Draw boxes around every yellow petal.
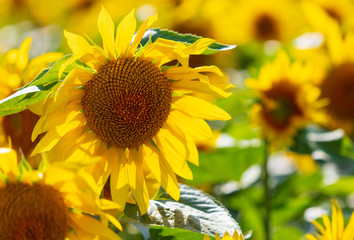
[342,210,354,240]
[167,110,213,141]
[0,148,18,179]
[159,156,180,201]
[16,37,31,73]
[305,234,318,240]
[143,143,161,183]
[64,30,91,60]
[110,149,130,211]
[130,13,158,55]
[98,6,116,59]
[69,212,121,240]
[130,148,150,214]
[173,95,231,120]
[155,128,193,180]
[164,119,198,166]
[115,10,136,57]
[331,199,338,239]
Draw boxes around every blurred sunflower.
[0,37,62,165]
[203,230,244,240]
[221,0,305,44]
[319,26,354,135]
[246,51,325,147]
[300,14,354,135]
[305,199,354,240]
[303,0,354,32]
[31,7,231,214]
[0,147,122,240]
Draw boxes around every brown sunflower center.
[2,109,40,158]
[262,80,303,130]
[321,63,354,120]
[0,182,68,240]
[324,7,342,23]
[254,13,279,41]
[82,57,172,149]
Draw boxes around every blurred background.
[0,0,353,239]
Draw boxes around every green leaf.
[273,226,304,240]
[188,145,264,185]
[0,54,89,117]
[149,226,211,240]
[290,126,354,161]
[125,184,242,238]
[0,82,58,117]
[321,177,354,195]
[140,28,236,55]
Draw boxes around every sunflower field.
[0,0,353,239]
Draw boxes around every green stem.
[262,139,271,240]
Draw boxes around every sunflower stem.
[262,139,271,240]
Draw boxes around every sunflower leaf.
[0,54,87,117]
[125,184,242,238]
[140,28,236,55]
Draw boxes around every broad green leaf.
[290,126,354,161]
[273,226,304,240]
[19,54,72,89]
[272,196,314,226]
[149,226,212,240]
[188,145,264,185]
[125,184,242,238]
[0,82,57,117]
[321,177,354,195]
[228,189,265,240]
[0,54,89,117]
[140,28,236,55]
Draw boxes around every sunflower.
[246,51,325,147]
[31,7,231,214]
[218,0,305,44]
[203,230,244,240]
[0,37,62,164]
[299,14,354,135]
[0,147,122,240]
[305,199,354,240]
[302,0,354,32]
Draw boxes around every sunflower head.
[305,199,354,240]
[32,7,232,214]
[0,147,122,240]
[224,0,304,44]
[246,51,325,147]
[0,37,63,165]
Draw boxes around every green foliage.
[189,145,263,185]
[149,226,210,240]
[290,126,354,161]
[140,28,236,55]
[125,184,242,238]
[0,55,69,117]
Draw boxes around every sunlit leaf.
[140,28,236,55]
[125,184,242,238]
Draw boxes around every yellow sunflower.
[246,50,325,147]
[219,0,305,44]
[302,0,354,32]
[31,7,231,214]
[203,230,244,240]
[0,37,62,164]
[300,13,354,135]
[319,26,354,135]
[306,199,354,240]
[0,147,122,240]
